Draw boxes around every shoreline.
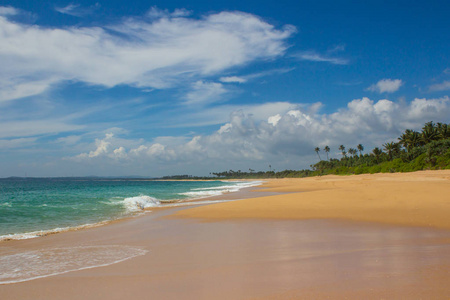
[175,170,450,229]
[1,170,450,299]
[0,180,264,242]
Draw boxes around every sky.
[0,0,449,177]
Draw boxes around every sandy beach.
[1,170,450,299]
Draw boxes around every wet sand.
[1,171,450,299]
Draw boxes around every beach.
[1,170,450,299]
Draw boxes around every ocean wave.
[179,181,262,199]
[122,195,161,212]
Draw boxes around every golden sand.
[175,170,450,229]
[2,170,450,299]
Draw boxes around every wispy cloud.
[0,8,295,102]
[54,3,100,17]
[293,51,349,65]
[0,137,37,149]
[219,76,247,83]
[184,81,228,105]
[0,119,84,139]
[0,6,19,16]
[429,80,450,92]
[367,79,403,93]
[146,7,192,19]
[219,68,294,84]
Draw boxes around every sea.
[0,178,261,241]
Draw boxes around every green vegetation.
[310,121,450,176]
[164,121,450,180]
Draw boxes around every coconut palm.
[348,148,357,157]
[383,142,400,160]
[324,145,330,160]
[421,121,439,144]
[399,129,421,151]
[437,122,450,139]
[315,147,322,161]
[372,147,383,162]
[357,144,364,156]
[338,145,346,158]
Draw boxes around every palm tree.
[315,147,322,161]
[357,144,364,157]
[339,145,346,158]
[324,145,330,161]
[437,122,450,139]
[421,121,439,144]
[399,129,421,152]
[372,147,383,162]
[348,148,357,157]
[383,142,400,160]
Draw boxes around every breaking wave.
[122,195,161,212]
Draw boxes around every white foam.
[179,181,262,199]
[0,222,108,242]
[0,245,147,285]
[123,195,161,212]
[164,199,233,208]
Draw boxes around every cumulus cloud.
[429,81,450,92]
[0,8,295,101]
[70,96,450,171]
[367,79,403,93]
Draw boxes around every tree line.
[311,121,450,175]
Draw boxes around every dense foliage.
[310,121,450,176]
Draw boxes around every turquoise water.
[0,178,259,240]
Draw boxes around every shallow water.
[0,178,260,240]
[0,245,148,284]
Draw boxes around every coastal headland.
[1,170,450,299]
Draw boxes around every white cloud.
[367,79,403,93]
[429,80,450,92]
[0,6,19,16]
[55,3,100,17]
[168,101,297,127]
[184,81,228,105]
[0,120,84,139]
[56,135,82,145]
[219,76,247,83]
[146,7,191,19]
[0,9,295,101]
[293,51,348,65]
[219,68,294,84]
[70,96,450,172]
[0,137,36,149]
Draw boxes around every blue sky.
[0,1,449,177]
